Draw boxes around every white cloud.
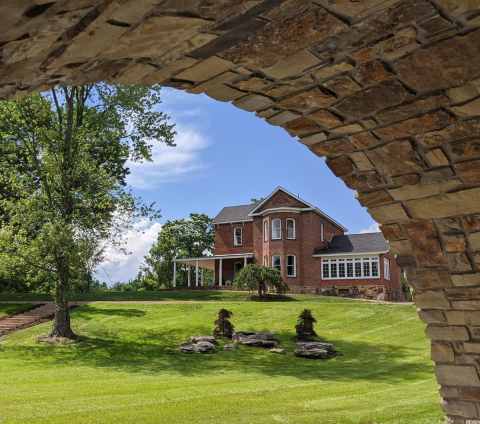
[126,125,210,189]
[95,219,162,284]
[359,222,380,234]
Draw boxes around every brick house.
[174,187,403,301]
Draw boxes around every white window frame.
[271,218,282,240]
[263,218,269,242]
[384,258,390,280]
[272,255,281,271]
[233,226,243,246]
[286,255,296,277]
[286,218,296,240]
[321,255,380,280]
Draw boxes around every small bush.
[295,309,317,341]
[213,308,234,338]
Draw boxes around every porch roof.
[174,253,254,270]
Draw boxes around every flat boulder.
[180,336,217,354]
[232,331,279,348]
[295,341,338,359]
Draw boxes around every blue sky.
[97,88,378,284]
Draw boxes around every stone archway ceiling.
[2,1,480,422]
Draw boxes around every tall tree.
[139,213,214,288]
[0,84,175,338]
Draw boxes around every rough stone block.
[349,132,380,149]
[263,50,321,80]
[443,235,467,253]
[469,233,480,252]
[369,203,409,223]
[267,110,301,125]
[335,79,411,120]
[432,342,455,362]
[233,94,274,112]
[353,60,393,86]
[448,253,473,273]
[323,76,362,98]
[452,274,480,288]
[176,56,233,83]
[309,137,356,156]
[419,309,446,324]
[446,311,480,326]
[308,109,342,129]
[451,97,480,118]
[455,160,480,185]
[413,269,452,290]
[300,132,327,146]
[349,152,374,171]
[313,62,354,81]
[388,180,462,202]
[394,30,480,92]
[326,156,355,177]
[447,80,480,104]
[285,117,322,136]
[381,223,405,241]
[427,325,470,341]
[406,188,480,220]
[443,400,479,418]
[330,123,364,135]
[426,148,450,167]
[418,119,480,148]
[415,291,451,309]
[357,190,393,208]
[366,139,423,176]
[279,88,337,112]
[374,110,453,142]
[464,215,480,233]
[435,365,480,387]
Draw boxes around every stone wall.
[1,1,480,421]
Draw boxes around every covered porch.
[173,253,254,288]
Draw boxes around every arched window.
[271,218,281,240]
[286,218,296,239]
[263,218,269,242]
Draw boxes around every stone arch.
[2,1,480,422]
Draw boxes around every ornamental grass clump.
[295,309,317,341]
[213,308,235,339]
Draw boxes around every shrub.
[234,264,288,298]
[295,309,317,341]
[213,308,234,339]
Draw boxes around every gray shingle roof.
[213,202,259,224]
[315,233,389,255]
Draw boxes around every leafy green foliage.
[234,264,288,297]
[135,213,214,289]
[0,84,175,336]
[213,308,234,339]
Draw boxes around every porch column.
[195,260,199,287]
[219,258,223,287]
[244,256,247,267]
[187,265,191,288]
[200,268,204,286]
[172,259,177,288]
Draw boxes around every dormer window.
[233,227,243,246]
[271,218,281,240]
[286,218,296,239]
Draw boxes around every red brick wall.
[214,222,253,255]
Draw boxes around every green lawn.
[0,293,443,424]
[0,303,34,318]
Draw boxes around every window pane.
[272,219,281,239]
[331,262,337,278]
[263,220,268,242]
[347,261,354,277]
[287,220,295,239]
[287,256,295,276]
[338,262,345,278]
[363,261,371,277]
[323,262,329,278]
[355,261,362,277]
[372,260,379,277]
[272,256,281,271]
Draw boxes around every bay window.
[322,256,380,280]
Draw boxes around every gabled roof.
[248,186,347,231]
[313,233,389,256]
[213,202,259,224]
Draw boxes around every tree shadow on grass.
[1,328,434,385]
[74,305,146,318]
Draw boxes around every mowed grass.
[0,293,443,424]
[0,303,34,318]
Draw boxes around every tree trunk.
[50,260,76,339]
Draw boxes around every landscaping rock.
[294,341,338,359]
[232,331,279,348]
[180,336,217,353]
[190,335,217,344]
[269,348,285,354]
